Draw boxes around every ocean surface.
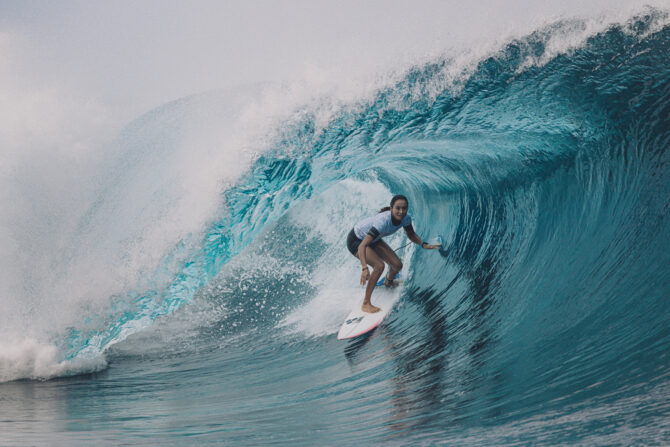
[2,10,670,446]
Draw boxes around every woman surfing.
[346,195,441,313]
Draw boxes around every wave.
[2,10,669,419]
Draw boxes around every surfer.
[346,195,440,313]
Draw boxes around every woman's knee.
[391,260,403,272]
[372,262,385,273]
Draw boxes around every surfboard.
[337,302,389,340]
[337,285,398,340]
[338,236,441,341]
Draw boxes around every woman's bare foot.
[362,302,381,313]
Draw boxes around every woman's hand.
[360,267,370,285]
[423,243,441,250]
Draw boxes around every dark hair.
[379,194,408,213]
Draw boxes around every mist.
[2,0,663,119]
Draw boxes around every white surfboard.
[337,236,440,341]
[337,287,398,340]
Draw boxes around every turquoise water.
[2,12,670,445]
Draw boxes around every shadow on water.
[343,332,375,363]
[379,186,511,437]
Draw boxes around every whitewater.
[1,5,670,445]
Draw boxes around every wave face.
[2,12,670,446]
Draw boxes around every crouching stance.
[346,195,440,313]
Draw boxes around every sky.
[2,0,666,122]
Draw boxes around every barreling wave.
[6,14,670,432]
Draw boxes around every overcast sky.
[2,0,666,122]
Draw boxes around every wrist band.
[421,241,427,248]
[362,267,369,270]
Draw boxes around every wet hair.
[378,194,409,213]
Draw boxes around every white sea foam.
[0,338,107,382]
[0,83,354,381]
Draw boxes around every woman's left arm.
[404,225,441,250]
